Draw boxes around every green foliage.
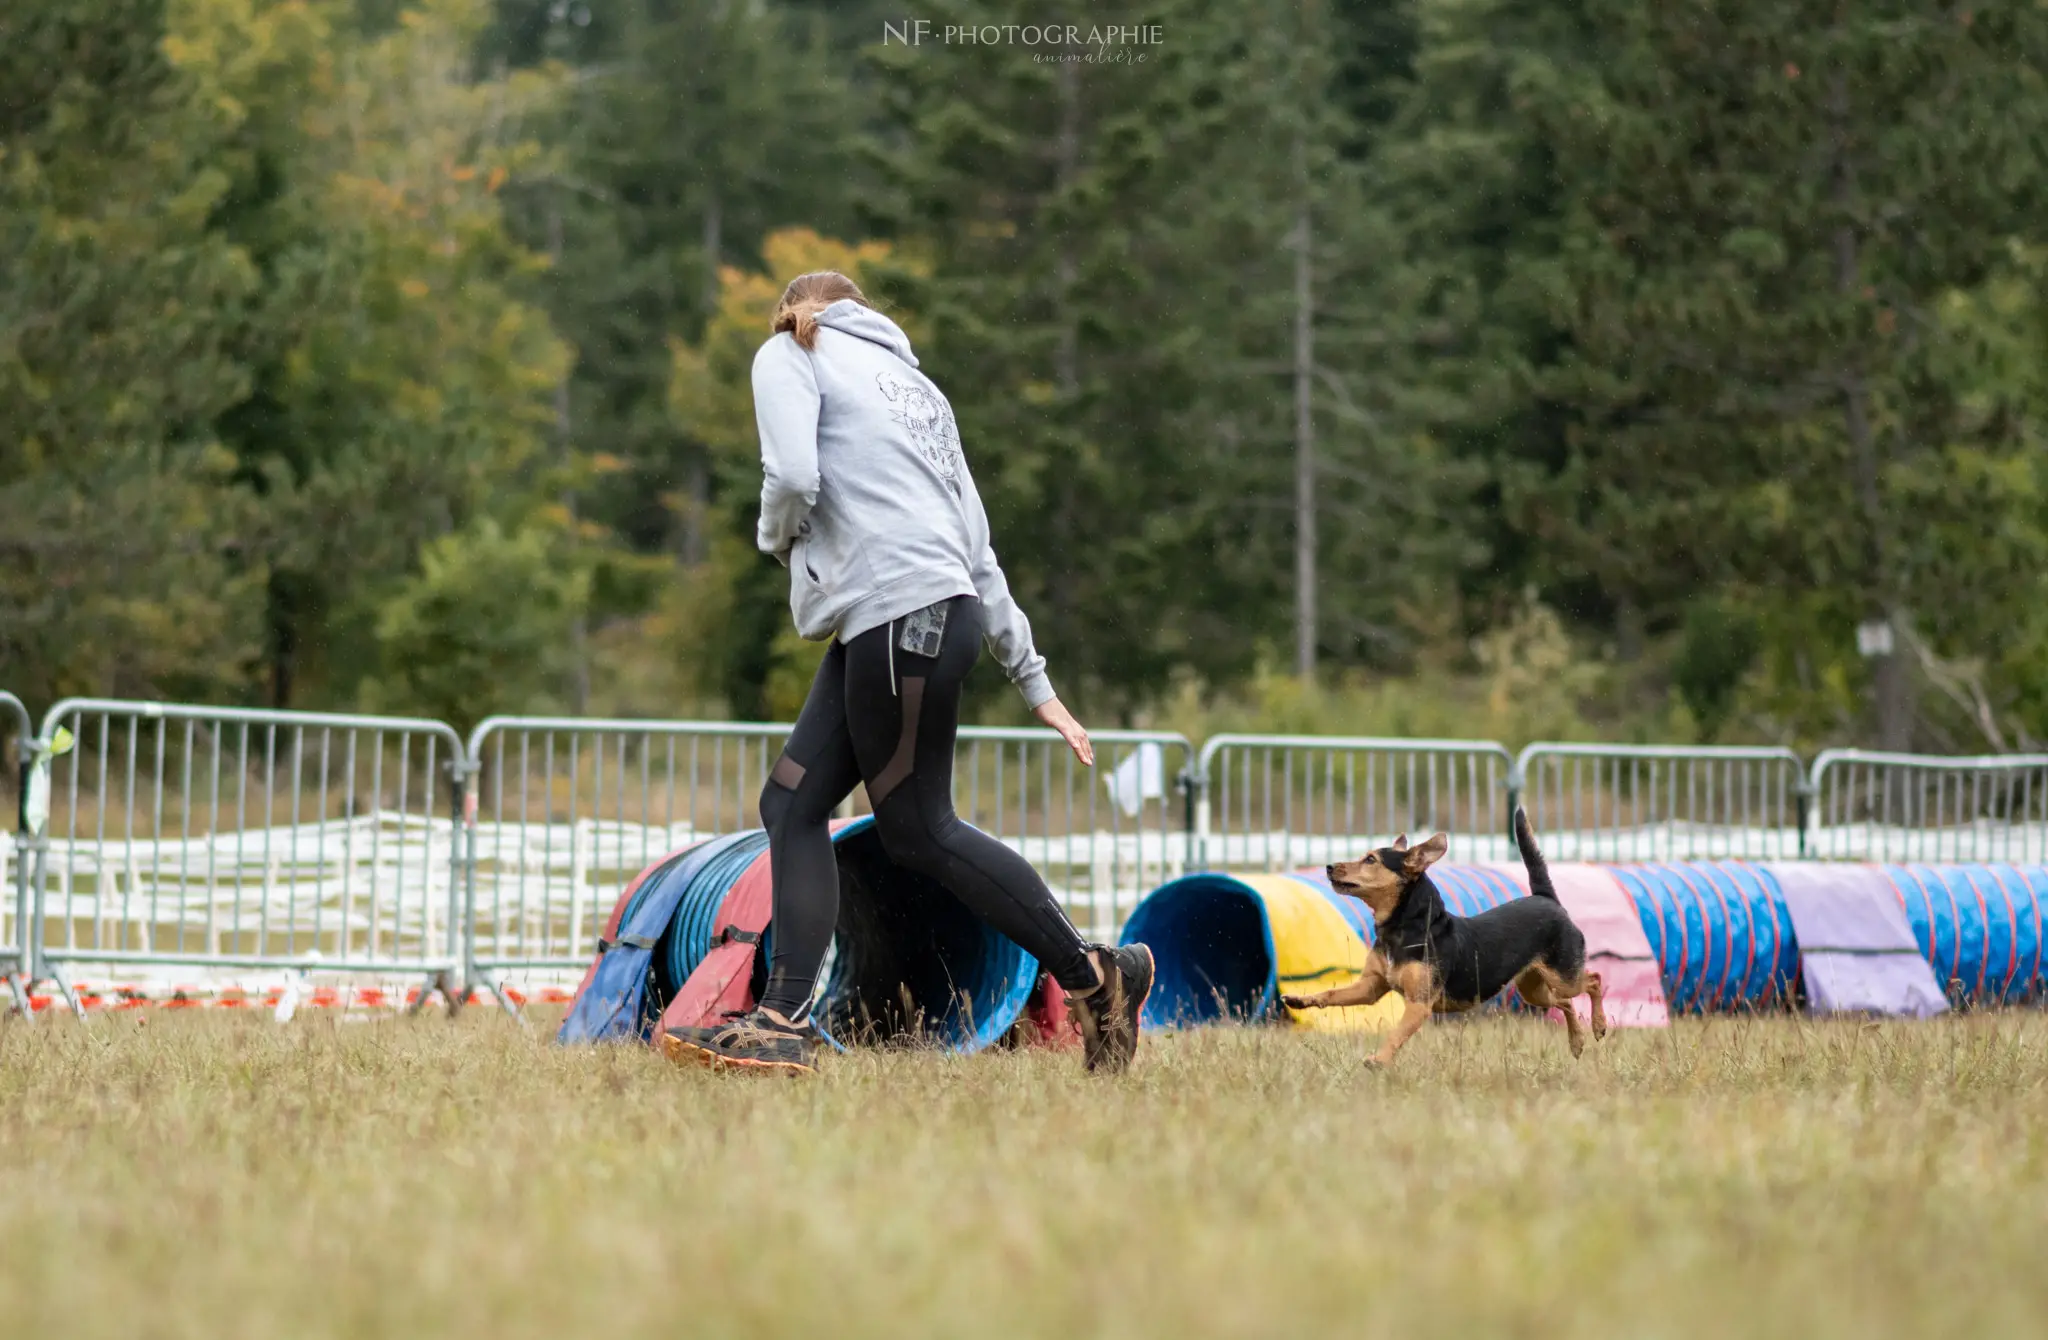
[203,0,571,706]
[1674,600,1762,743]
[2,0,581,717]
[367,517,589,731]
[6,0,2048,750]
[0,0,270,700]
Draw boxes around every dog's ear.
[1390,833,1409,852]
[1404,832,1449,874]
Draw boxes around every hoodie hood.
[814,299,919,368]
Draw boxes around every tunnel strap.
[718,927,762,947]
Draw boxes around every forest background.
[6,0,2046,754]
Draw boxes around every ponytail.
[774,299,832,350]
[771,271,870,350]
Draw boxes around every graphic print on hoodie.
[876,370,964,489]
[750,299,1054,708]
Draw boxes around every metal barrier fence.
[29,699,468,1008]
[463,716,1194,996]
[463,717,787,989]
[1192,735,1517,872]
[1808,749,2048,864]
[14,694,2048,1015]
[1512,742,1810,862]
[3,692,32,1015]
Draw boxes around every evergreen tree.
[1522,0,2048,746]
[865,0,1468,705]
[0,0,271,702]
[201,0,573,709]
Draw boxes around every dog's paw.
[1362,1054,1389,1072]
[1280,993,1315,1010]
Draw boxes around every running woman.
[662,271,1153,1076]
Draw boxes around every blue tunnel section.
[641,818,1039,1053]
[1429,865,1521,921]
[1887,865,2047,1005]
[1119,874,1277,1028]
[1609,864,1800,1011]
[813,817,1040,1051]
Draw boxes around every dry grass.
[4,1010,2046,1339]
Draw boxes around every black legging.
[756,595,1096,1017]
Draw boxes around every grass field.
[4,1010,2046,1339]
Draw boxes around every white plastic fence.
[3,692,32,1014]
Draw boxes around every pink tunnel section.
[1475,862,1671,1029]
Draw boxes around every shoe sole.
[659,1030,814,1077]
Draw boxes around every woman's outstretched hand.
[1034,697,1094,767]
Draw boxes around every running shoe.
[1067,943,1155,1074]
[660,1010,822,1076]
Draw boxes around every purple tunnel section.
[1763,864,1947,1018]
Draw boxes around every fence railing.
[1192,734,1517,872]
[29,699,469,1006]
[3,692,32,1015]
[463,717,1194,990]
[12,692,2048,1015]
[1807,749,2048,865]
[1512,742,1810,862]
[463,716,789,983]
[950,727,1193,941]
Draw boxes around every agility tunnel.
[1115,871,1403,1033]
[1122,859,2048,1026]
[1608,863,1801,1011]
[1882,864,2046,1005]
[559,817,1040,1052]
[1122,862,1671,1031]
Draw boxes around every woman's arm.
[751,335,821,561]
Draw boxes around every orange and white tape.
[19,981,576,1014]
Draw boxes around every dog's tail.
[1513,806,1559,901]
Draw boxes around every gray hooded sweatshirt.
[751,300,1055,709]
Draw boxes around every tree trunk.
[702,188,722,315]
[266,577,297,709]
[1614,596,1644,664]
[1829,71,1909,750]
[670,192,722,573]
[1054,63,1080,399]
[1292,154,1317,682]
[550,200,589,716]
[1043,58,1082,654]
[679,459,708,567]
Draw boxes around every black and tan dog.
[1282,808,1608,1067]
